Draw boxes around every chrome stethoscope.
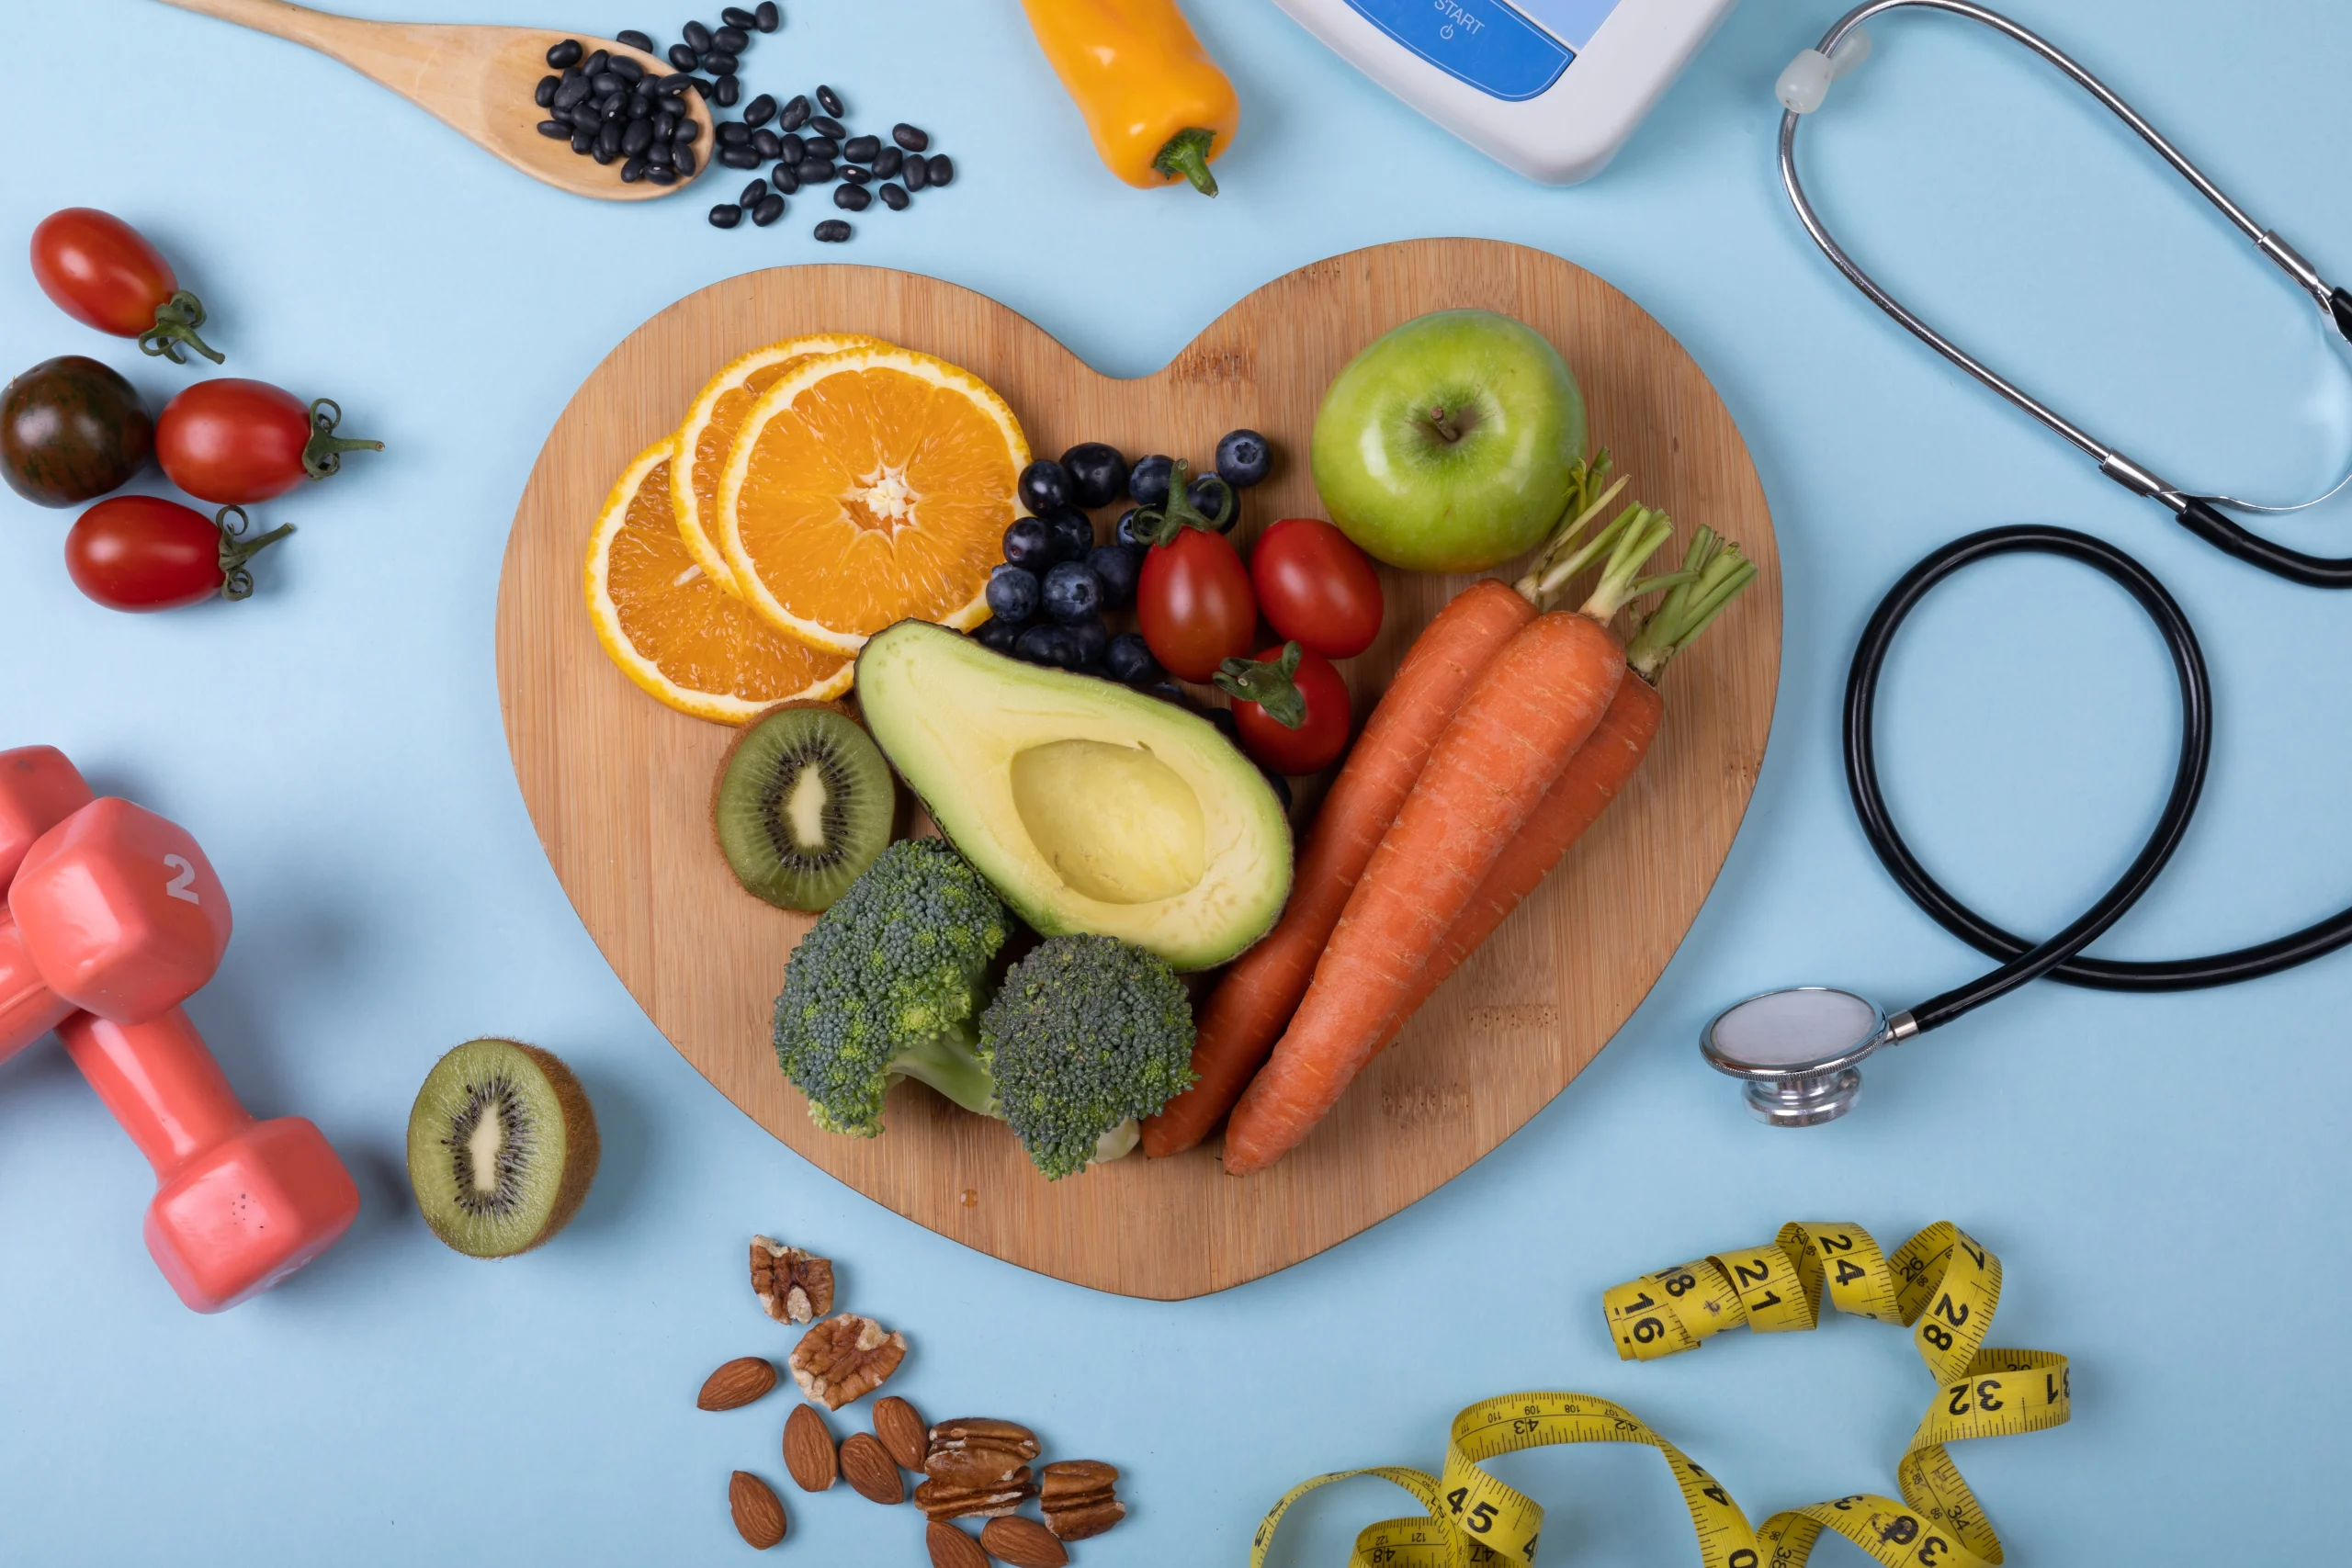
[1703,0,2352,1124]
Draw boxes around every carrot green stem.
[1577,505,1678,623]
[1152,128,1220,196]
[1512,451,1628,604]
[1625,525,1759,682]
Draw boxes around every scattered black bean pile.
[529,7,955,246]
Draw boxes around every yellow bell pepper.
[1018,0,1240,196]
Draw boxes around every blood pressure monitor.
[1270,0,1739,183]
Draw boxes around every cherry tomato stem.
[1223,643,1351,775]
[1212,642,1309,728]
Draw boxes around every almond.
[699,1356,778,1411]
[874,1394,928,1471]
[729,1471,787,1550]
[840,1431,904,1505]
[980,1516,1070,1568]
[782,1403,837,1493]
[926,1520,990,1568]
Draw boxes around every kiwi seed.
[406,1038,599,1258]
[714,702,896,912]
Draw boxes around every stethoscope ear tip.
[1702,986,1889,1126]
[1777,28,1871,114]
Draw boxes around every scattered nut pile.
[696,1235,1128,1558]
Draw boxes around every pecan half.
[1040,1461,1124,1541]
[751,1236,835,1324]
[914,1467,1036,1522]
[787,1314,906,1410]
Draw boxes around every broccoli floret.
[978,935,1198,1179]
[772,837,1010,1137]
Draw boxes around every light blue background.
[5,0,2347,1562]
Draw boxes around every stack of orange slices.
[585,333,1030,723]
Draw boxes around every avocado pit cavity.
[1009,739,1205,905]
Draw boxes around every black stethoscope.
[1702,1,2352,1124]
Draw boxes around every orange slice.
[671,333,888,596]
[586,439,854,723]
[717,345,1027,654]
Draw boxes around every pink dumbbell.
[0,745,358,1312]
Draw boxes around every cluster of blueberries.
[971,429,1273,683]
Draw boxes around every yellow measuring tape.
[1251,1223,2068,1568]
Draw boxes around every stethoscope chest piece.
[1702,987,1910,1126]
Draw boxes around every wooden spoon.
[151,0,714,200]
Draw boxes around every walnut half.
[789,1314,906,1410]
[752,1235,835,1324]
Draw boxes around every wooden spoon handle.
[148,0,378,59]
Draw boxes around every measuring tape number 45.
[1252,1223,2068,1568]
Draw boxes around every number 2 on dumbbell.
[163,853,199,903]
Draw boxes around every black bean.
[925,153,954,186]
[718,120,751,146]
[809,114,846,140]
[755,1,780,31]
[878,181,909,210]
[616,28,654,51]
[591,73,627,97]
[688,75,712,98]
[712,26,748,52]
[815,84,843,115]
[552,73,593,109]
[648,164,678,184]
[778,94,809,130]
[814,219,851,243]
[672,118,700,142]
[634,71,662,96]
[734,177,763,204]
[596,119,624,157]
[713,73,740,106]
[611,55,645,82]
[570,129,594,153]
[752,129,781,160]
[709,203,742,228]
[683,19,712,50]
[839,164,870,185]
[752,193,786,225]
[776,132,806,163]
[653,109,678,141]
[700,50,738,75]
[535,73,559,107]
[902,152,927,191]
[742,93,776,128]
[718,144,761,169]
[833,183,870,211]
[622,155,650,182]
[773,164,799,194]
[547,38,582,67]
[891,122,929,152]
[803,136,838,159]
[627,94,651,119]
[675,146,697,176]
[621,118,654,156]
[582,49,609,75]
[536,118,569,139]
[659,72,695,94]
[668,42,698,69]
[567,103,602,131]
[648,139,673,167]
[871,146,901,179]
[562,62,582,80]
[604,98,632,123]
[842,134,879,163]
[724,6,758,26]
[593,142,618,164]
[795,157,834,184]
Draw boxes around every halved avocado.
[855,621,1291,970]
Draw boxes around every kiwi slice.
[714,702,896,911]
[406,1039,599,1258]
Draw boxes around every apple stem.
[1425,405,1464,443]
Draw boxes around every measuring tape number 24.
[1251,1222,2069,1568]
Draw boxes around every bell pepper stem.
[138,290,224,366]
[1151,127,1220,196]
[1213,642,1307,728]
[301,398,384,480]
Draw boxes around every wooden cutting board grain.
[495,240,1779,1299]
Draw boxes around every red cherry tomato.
[1218,643,1352,775]
[155,379,381,504]
[1137,526,1259,682]
[1250,516,1385,660]
[29,209,221,365]
[66,495,291,612]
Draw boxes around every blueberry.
[1068,615,1110,670]
[1114,507,1151,549]
[1043,505,1094,563]
[1002,515,1054,568]
[986,564,1040,625]
[1186,470,1237,531]
[1060,441,1128,509]
[1015,622,1079,668]
[1087,542,1140,609]
[1260,768,1295,812]
[1104,630,1162,685]
[1042,560,1104,624]
[1018,458,1073,515]
[1204,705,1242,743]
[1216,428,1272,488]
[973,617,1021,654]
[1128,454,1173,509]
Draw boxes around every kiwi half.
[406,1039,599,1258]
[715,702,896,912]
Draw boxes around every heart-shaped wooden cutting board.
[495,240,1778,1299]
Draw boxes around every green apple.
[1309,309,1586,573]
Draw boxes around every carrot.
[1376,527,1759,1052]
[1139,461,1629,1158]
[1223,503,1689,1175]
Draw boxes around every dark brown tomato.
[0,355,153,508]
